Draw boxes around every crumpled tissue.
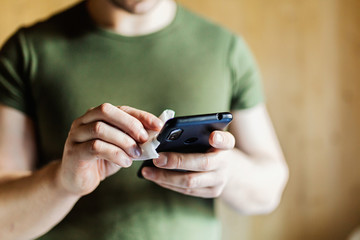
[132,109,175,161]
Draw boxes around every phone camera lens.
[184,137,198,144]
[167,129,183,141]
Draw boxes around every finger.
[69,121,141,158]
[99,160,122,178]
[96,159,122,180]
[156,182,223,198]
[75,103,149,143]
[153,152,222,171]
[142,167,225,189]
[119,106,164,131]
[72,139,133,167]
[209,131,235,150]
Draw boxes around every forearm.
[0,160,80,240]
[220,148,288,214]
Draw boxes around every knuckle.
[200,155,211,171]
[141,113,154,124]
[112,149,126,163]
[90,140,103,154]
[173,154,183,169]
[99,103,113,115]
[125,136,138,149]
[71,118,81,129]
[128,119,143,134]
[185,175,197,188]
[113,149,121,159]
[120,134,135,147]
[119,105,130,112]
[92,122,105,137]
[68,118,82,139]
[67,129,75,140]
[151,169,161,181]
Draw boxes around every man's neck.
[87,0,177,36]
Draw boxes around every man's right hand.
[57,103,163,196]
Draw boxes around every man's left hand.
[141,131,235,198]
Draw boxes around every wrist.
[50,160,82,200]
[219,149,247,197]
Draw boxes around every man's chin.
[108,0,159,14]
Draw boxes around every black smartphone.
[137,112,233,178]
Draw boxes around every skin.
[58,104,164,196]
[87,0,177,36]
[107,0,160,14]
[0,104,164,239]
[0,0,289,239]
[143,104,288,212]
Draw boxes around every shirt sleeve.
[229,35,264,110]
[0,29,34,116]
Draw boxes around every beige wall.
[1,0,360,239]
[0,0,80,45]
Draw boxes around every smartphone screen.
[137,112,233,178]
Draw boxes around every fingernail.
[132,147,142,158]
[140,129,148,140]
[214,132,223,145]
[142,168,154,179]
[155,154,167,167]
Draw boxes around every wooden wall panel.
[1,1,359,240]
[177,0,360,239]
[0,0,80,45]
[335,0,360,236]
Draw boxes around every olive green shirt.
[0,1,263,239]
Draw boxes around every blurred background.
[1,0,359,239]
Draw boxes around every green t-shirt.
[0,2,263,240]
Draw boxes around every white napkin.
[132,109,175,161]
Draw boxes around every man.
[0,0,288,239]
